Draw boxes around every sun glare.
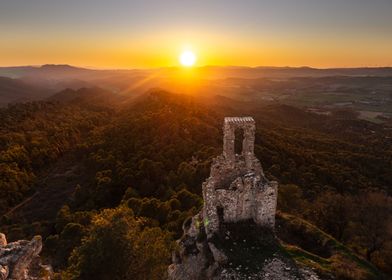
[179,50,196,67]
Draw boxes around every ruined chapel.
[202,117,278,236]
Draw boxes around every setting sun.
[179,50,196,67]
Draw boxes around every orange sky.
[1,0,392,68]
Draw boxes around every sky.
[1,0,392,68]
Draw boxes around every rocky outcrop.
[168,117,321,280]
[168,215,322,279]
[0,233,52,280]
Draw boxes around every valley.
[0,88,391,278]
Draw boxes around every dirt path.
[2,192,40,218]
[4,154,91,223]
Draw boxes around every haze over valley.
[1,64,392,124]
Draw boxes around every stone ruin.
[168,117,280,279]
[202,117,278,237]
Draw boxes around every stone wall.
[203,117,277,237]
[223,117,255,168]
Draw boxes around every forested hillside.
[0,89,391,279]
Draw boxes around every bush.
[64,206,173,280]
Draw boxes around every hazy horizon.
[2,63,392,71]
[1,0,392,68]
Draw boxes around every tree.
[65,206,173,280]
[277,184,307,215]
[350,192,392,262]
[176,188,202,211]
[308,191,353,241]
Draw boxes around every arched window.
[234,128,244,155]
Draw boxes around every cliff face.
[168,117,321,279]
[168,219,321,280]
[0,233,52,280]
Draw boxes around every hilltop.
[0,89,390,279]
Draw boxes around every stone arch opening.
[223,117,256,166]
[234,127,244,155]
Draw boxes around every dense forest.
[0,89,391,279]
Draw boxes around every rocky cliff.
[168,218,322,279]
[168,117,321,280]
[0,233,52,280]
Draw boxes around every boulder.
[0,233,52,280]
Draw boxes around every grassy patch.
[276,212,384,279]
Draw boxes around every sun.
[179,50,196,67]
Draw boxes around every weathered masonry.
[202,117,278,236]
[223,117,255,168]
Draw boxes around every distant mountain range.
[2,64,392,79]
[1,64,392,107]
[0,76,52,106]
